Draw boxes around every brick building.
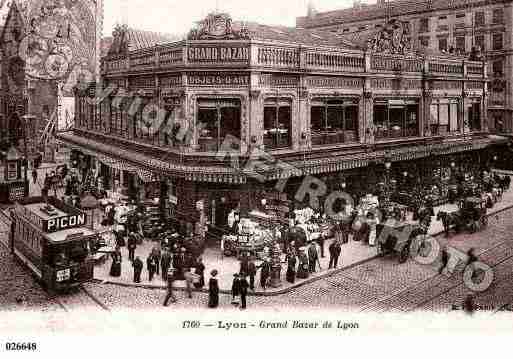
[297,0,513,134]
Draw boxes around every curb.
[91,203,513,297]
[92,254,381,297]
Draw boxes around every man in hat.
[146,253,158,282]
[308,242,320,273]
[163,268,177,306]
[132,256,143,283]
[239,274,249,310]
[328,240,342,269]
[127,232,137,262]
[259,258,271,291]
[231,273,241,305]
[161,248,172,281]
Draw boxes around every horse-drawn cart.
[459,196,488,229]
[376,221,427,263]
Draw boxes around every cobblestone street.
[1,205,513,315]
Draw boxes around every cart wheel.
[398,246,409,264]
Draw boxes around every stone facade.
[59,12,506,225]
[298,0,513,134]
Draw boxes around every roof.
[237,21,359,49]
[107,25,182,56]
[297,0,494,28]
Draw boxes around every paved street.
[81,206,513,313]
[1,202,512,314]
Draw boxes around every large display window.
[373,99,419,139]
[263,98,292,150]
[310,99,359,146]
[430,99,459,135]
[197,99,241,152]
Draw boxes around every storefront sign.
[188,47,249,63]
[45,214,86,233]
[188,74,249,86]
[56,268,71,282]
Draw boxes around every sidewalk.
[94,179,513,296]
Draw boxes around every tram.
[10,196,96,293]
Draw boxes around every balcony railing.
[311,131,358,146]
[375,128,419,140]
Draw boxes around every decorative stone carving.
[188,13,250,41]
[363,91,373,99]
[250,90,261,100]
[367,19,413,55]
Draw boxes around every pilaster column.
[249,88,263,151]
[298,87,310,150]
[422,89,433,137]
[363,90,374,144]
[462,92,470,134]
[482,84,489,132]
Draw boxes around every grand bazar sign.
[188,46,249,63]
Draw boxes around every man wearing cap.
[163,268,177,306]
[184,268,194,299]
[132,256,143,283]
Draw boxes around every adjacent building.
[297,0,513,134]
[58,12,506,232]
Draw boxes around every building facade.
[0,0,103,158]
[297,0,513,134]
[60,12,504,231]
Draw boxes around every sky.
[103,0,378,37]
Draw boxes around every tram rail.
[53,285,110,313]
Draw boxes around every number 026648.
[5,342,37,351]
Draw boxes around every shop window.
[438,38,448,52]
[492,33,503,50]
[197,99,241,152]
[467,102,481,132]
[492,60,503,77]
[419,36,429,47]
[492,8,504,24]
[475,35,485,52]
[455,36,465,53]
[134,98,161,144]
[373,100,419,139]
[475,12,485,27]
[264,98,292,150]
[419,18,429,33]
[455,13,466,19]
[430,100,459,135]
[310,99,359,146]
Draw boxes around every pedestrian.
[161,248,172,281]
[315,233,326,258]
[109,246,122,277]
[247,257,257,291]
[285,250,297,284]
[127,232,137,262]
[184,268,194,299]
[231,273,241,305]
[297,247,309,279]
[328,240,342,269]
[239,274,249,310]
[152,246,162,276]
[239,252,250,275]
[208,269,219,308]
[174,247,186,280]
[132,256,143,283]
[163,268,177,306]
[31,168,38,185]
[259,258,271,290]
[146,253,158,282]
[307,242,320,273]
[194,257,206,289]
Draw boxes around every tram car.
[10,196,96,293]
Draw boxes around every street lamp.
[383,158,392,205]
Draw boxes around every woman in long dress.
[285,250,297,284]
[194,257,206,289]
[208,270,219,308]
[110,246,122,277]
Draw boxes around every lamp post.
[261,198,282,288]
[384,158,392,205]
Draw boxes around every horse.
[436,211,462,237]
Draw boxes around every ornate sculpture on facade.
[367,19,413,55]
[188,13,251,40]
